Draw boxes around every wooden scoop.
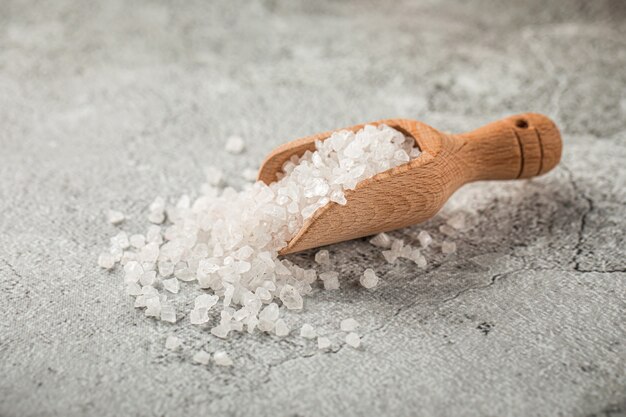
[258,113,562,255]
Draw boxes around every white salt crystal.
[382,250,398,264]
[225,135,245,154]
[410,249,427,268]
[111,231,130,249]
[160,303,177,323]
[165,335,181,350]
[369,232,392,249]
[129,234,146,249]
[98,253,116,269]
[107,209,125,225]
[279,284,303,310]
[214,351,233,366]
[140,270,156,286]
[317,336,331,350]
[145,296,161,318]
[439,224,456,237]
[340,318,359,332]
[162,278,180,294]
[417,231,433,248]
[211,324,230,339]
[274,319,290,337]
[446,212,466,230]
[190,308,209,325]
[193,350,211,365]
[314,249,331,265]
[195,294,219,310]
[259,303,280,322]
[360,268,379,289]
[442,241,457,254]
[300,324,317,339]
[319,271,340,290]
[345,332,361,348]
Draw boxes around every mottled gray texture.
[0,1,625,416]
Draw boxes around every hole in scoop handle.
[455,113,562,181]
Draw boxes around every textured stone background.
[0,1,624,416]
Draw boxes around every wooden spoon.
[258,113,562,255]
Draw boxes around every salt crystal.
[98,253,116,270]
[340,318,359,332]
[195,294,219,310]
[162,278,180,294]
[214,351,233,366]
[107,209,125,225]
[442,241,457,254]
[165,335,181,350]
[319,271,340,290]
[360,268,379,289]
[126,282,142,296]
[111,231,130,249]
[446,212,466,230]
[279,284,303,310]
[314,249,331,265]
[417,231,433,248]
[211,324,230,339]
[369,232,392,249]
[160,303,177,323]
[190,308,209,325]
[193,350,211,365]
[129,234,146,249]
[439,224,456,237]
[300,324,317,339]
[225,135,245,154]
[274,319,290,337]
[259,303,280,322]
[140,270,156,286]
[317,336,331,350]
[345,332,361,348]
[145,296,161,318]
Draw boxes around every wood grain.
[257,113,562,254]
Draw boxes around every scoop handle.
[454,113,562,181]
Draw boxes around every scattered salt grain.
[279,285,303,310]
[446,212,466,230]
[98,253,116,269]
[319,271,340,290]
[439,224,456,237]
[193,350,211,365]
[345,332,361,348]
[162,278,180,294]
[225,135,245,154]
[211,324,230,339]
[274,319,290,337]
[314,249,331,265]
[129,234,146,249]
[165,335,182,350]
[317,336,331,350]
[300,324,317,339]
[148,197,166,224]
[190,308,209,325]
[360,268,379,289]
[160,303,177,323]
[442,241,457,254]
[107,209,125,225]
[340,318,359,332]
[369,232,392,249]
[417,231,433,249]
[214,351,233,366]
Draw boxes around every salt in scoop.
[258,113,562,254]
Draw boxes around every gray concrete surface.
[1,1,625,416]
